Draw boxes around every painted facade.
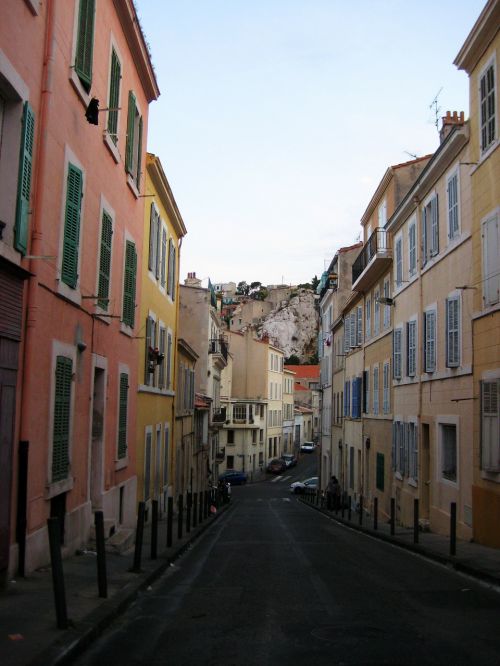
[2,0,159,577]
[136,154,186,512]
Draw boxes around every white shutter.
[407,320,416,377]
[481,380,500,471]
[409,222,416,275]
[350,312,356,348]
[425,311,436,372]
[431,195,439,256]
[393,329,402,379]
[446,297,460,367]
[482,214,500,306]
[357,306,362,346]
[344,317,350,353]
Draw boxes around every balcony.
[352,228,392,291]
[215,447,225,463]
[212,407,227,424]
[209,337,229,364]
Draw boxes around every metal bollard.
[359,495,363,526]
[390,497,395,536]
[373,497,378,531]
[450,502,457,556]
[413,498,419,544]
[177,494,184,540]
[193,493,198,528]
[94,511,108,598]
[47,517,68,629]
[186,493,192,534]
[151,499,158,559]
[166,496,173,548]
[131,501,145,573]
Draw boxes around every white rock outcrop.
[258,289,318,362]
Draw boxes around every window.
[383,362,390,414]
[363,370,369,414]
[344,316,350,353]
[227,430,234,445]
[122,241,137,328]
[61,163,83,288]
[408,422,418,480]
[74,0,95,92]
[357,306,362,346]
[481,379,500,472]
[14,102,35,254]
[407,320,417,377]
[424,309,436,373]
[383,279,391,328]
[422,195,439,265]
[148,203,160,277]
[167,238,176,300]
[482,211,500,307]
[352,377,362,419]
[344,380,350,417]
[97,210,113,310]
[117,373,129,459]
[446,295,460,367]
[365,298,371,339]
[376,453,384,491]
[391,421,417,478]
[145,315,156,385]
[373,290,380,336]
[373,365,379,415]
[378,200,387,227]
[125,91,143,188]
[107,48,121,144]
[233,404,246,421]
[447,170,459,240]
[395,235,403,287]
[158,326,166,388]
[166,332,172,389]
[52,356,72,482]
[160,228,167,289]
[441,424,457,482]
[408,217,417,277]
[480,58,496,153]
[393,329,402,380]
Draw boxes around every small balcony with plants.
[352,228,392,291]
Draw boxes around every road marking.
[270,475,282,483]
[279,475,291,482]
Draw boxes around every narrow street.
[74,455,500,666]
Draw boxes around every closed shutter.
[344,316,350,353]
[407,321,416,377]
[14,102,35,255]
[160,228,167,287]
[159,327,166,388]
[117,373,128,459]
[0,271,23,340]
[363,370,369,413]
[448,173,458,238]
[421,207,427,266]
[61,164,83,288]
[144,431,152,500]
[409,222,416,275]
[481,380,500,471]
[482,214,500,306]
[357,306,362,346]
[122,241,137,327]
[52,356,72,482]
[431,195,439,256]
[107,48,120,142]
[393,328,402,379]
[392,422,397,470]
[424,311,436,372]
[125,91,136,175]
[373,366,379,415]
[97,211,113,310]
[145,317,152,384]
[352,378,359,418]
[167,332,172,389]
[446,296,460,367]
[148,203,157,272]
[396,237,402,285]
[74,0,95,91]
[171,244,176,300]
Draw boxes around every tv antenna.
[404,151,418,160]
[429,87,443,131]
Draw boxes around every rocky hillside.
[258,288,318,362]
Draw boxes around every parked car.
[300,441,315,453]
[267,458,286,473]
[290,476,319,494]
[280,453,297,468]
[218,470,247,485]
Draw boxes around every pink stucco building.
[0,0,159,578]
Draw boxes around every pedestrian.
[326,475,340,511]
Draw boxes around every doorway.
[421,424,430,520]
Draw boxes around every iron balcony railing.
[352,228,390,284]
[212,407,227,423]
[209,337,229,362]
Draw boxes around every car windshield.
[304,477,318,485]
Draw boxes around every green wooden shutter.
[14,102,35,255]
[117,373,128,459]
[136,116,143,188]
[52,356,72,482]
[125,91,136,175]
[74,0,95,91]
[61,164,83,288]
[107,49,121,143]
[97,210,113,310]
[122,240,137,327]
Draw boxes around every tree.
[236,280,250,296]
[311,275,320,291]
[285,354,300,365]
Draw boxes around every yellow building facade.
[455,0,500,547]
[136,154,186,512]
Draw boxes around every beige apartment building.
[454,0,500,547]
[283,369,295,454]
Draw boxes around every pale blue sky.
[135,0,485,286]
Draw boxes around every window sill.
[45,476,74,499]
[138,384,175,397]
[120,322,134,337]
[103,131,121,164]
[127,174,140,198]
[57,279,82,307]
[69,69,91,109]
[473,139,499,171]
[407,477,418,488]
[480,470,500,483]
[24,0,40,15]
[93,307,111,324]
[115,457,128,472]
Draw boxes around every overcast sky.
[135,0,485,287]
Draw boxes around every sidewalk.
[0,502,232,666]
[301,495,500,587]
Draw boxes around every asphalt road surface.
[75,454,500,665]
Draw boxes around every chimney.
[184,271,202,287]
[439,110,465,143]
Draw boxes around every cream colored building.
[454,0,500,547]
[283,369,296,454]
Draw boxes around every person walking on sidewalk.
[326,475,340,511]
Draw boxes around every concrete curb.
[299,498,500,588]
[28,503,234,666]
